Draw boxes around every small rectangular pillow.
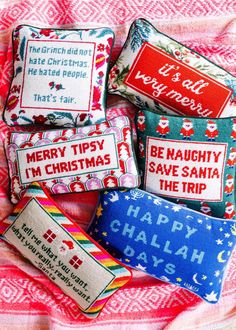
[4,24,114,127]
[0,182,132,318]
[88,188,236,304]
[136,109,236,219]
[5,116,140,203]
[108,18,236,118]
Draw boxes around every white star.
[204,291,218,302]
[228,242,233,247]
[224,233,230,238]
[165,205,169,209]
[153,199,162,205]
[209,282,213,286]
[219,279,222,283]
[136,264,147,271]
[206,225,212,230]
[223,222,227,225]
[214,270,220,277]
[172,205,182,212]
[219,228,223,232]
[125,196,130,200]
[148,196,152,200]
[197,219,203,224]
[104,201,108,205]
[216,239,223,245]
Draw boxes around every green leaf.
[53,111,73,121]
[97,28,112,38]
[19,36,26,60]
[113,65,130,85]
[19,116,33,123]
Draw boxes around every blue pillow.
[88,189,236,303]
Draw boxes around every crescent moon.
[217,250,227,263]
[192,273,202,285]
[186,216,194,220]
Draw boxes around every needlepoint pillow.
[5,116,140,203]
[136,109,236,218]
[108,18,236,118]
[0,182,132,318]
[4,24,114,127]
[88,189,236,304]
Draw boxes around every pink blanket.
[0,1,235,329]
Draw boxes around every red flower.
[93,86,101,103]
[39,29,54,37]
[79,113,87,122]
[33,115,47,124]
[11,113,18,121]
[98,71,104,77]
[97,43,105,51]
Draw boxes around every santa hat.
[62,240,74,250]
[139,111,145,117]
[183,118,192,123]
[207,120,216,125]
[230,147,236,153]
[201,202,210,209]
[226,174,234,180]
[225,202,233,208]
[160,116,168,122]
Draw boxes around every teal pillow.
[136,109,236,218]
[108,18,236,118]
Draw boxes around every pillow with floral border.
[108,18,236,118]
[4,24,114,127]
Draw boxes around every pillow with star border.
[4,24,114,127]
[108,18,236,118]
[88,188,236,304]
[135,108,236,219]
[0,182,132,319]
[5,115,140,204]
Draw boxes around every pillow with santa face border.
[0,182,132,319]
[5,115,140,204]
[136,108,236,219]
[4,24,114,127]
[88,188,236,304]
[108,18,236,118]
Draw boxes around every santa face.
[229,152,236,161]
[226,178,234,186]
[159,119,169,128]
[226,205,234,214]
[182,122,193,131]
[138,115,145,124]
[207,123,217,132]
[201,206,211,213]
